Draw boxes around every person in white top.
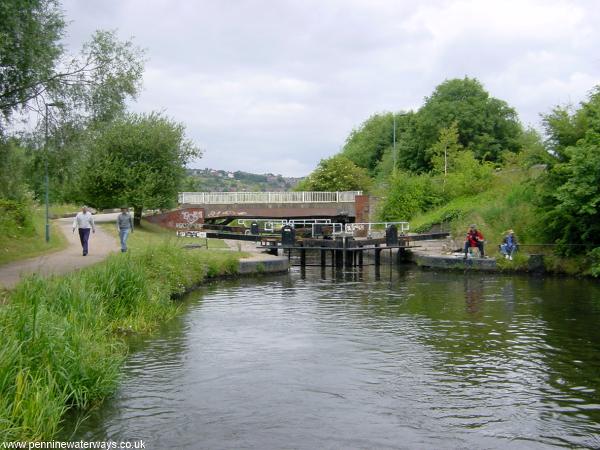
[72,206,96,256]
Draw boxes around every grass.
[407,167,590,274]
[101,219,230,250]
[0,206,67,266]
[48,203,81,218]
[0,242,241,440]
[411,170,542,255]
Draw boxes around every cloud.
[61,0,600,176]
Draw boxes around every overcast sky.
[61,0,600,176]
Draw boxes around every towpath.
[0,214,120,290]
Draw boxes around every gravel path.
[0,214,120,290]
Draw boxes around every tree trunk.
[133,206,143,226]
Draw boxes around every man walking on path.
[116,207,134,252]
[73,206,96,256]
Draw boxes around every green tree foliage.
[430,122,463,175]
[56,30,145,125]
[542,87,600,161]
[82,113,201,223]
[0,138,28,200]
[295,155,372,192]
[502,128,552,168]
[14,31,146,204]
[400,77,522,171]
[540,88,600,257]
[378,172,439,221]
[0,0,64,122]
[342,112,414,176]
[442,150,494,199]
[542,132,600,253]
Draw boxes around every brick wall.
[145,208,205,230]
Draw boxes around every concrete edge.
[409,252,498,271]
[238,255,289,274]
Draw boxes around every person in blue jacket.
[500,229,518,260]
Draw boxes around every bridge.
[176,191,367,223]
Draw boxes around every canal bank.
[365,237,553,275]
[0,242,287,441]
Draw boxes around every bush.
[0,198,35,237]
[378,172,441,221]
[587,247,600,277]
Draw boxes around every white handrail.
[178,191,362,204]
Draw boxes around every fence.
[178,191,362,204]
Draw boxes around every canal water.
[62,267,600,449]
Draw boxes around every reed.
[0,243,240,440]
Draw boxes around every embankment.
[0,243,287,440]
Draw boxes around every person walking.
[116,206,134,252]
[72,206,96,256]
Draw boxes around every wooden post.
[375,244,381,267]
[335,250,344,268]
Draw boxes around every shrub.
[0,198,35,237]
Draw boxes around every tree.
[430,122,463,176]
[399,77,522,172]
[82,113,201,224]
[16,30,146,204]
[295,155,372,192]
[542,87,600,162]
[543,131,600,253]
[539,87,600,254]
[0,0,64,123]
[0,0,145,131]
[342,112,414,176]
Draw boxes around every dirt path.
[0,213,120,290]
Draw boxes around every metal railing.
[178,191,362,204]
[342,222,410,236]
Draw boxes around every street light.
[44,102,62,243]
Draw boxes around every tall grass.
[0,243,240,440]
[410,167,544,248]
[406,167,591,274]
[0,205,67,266]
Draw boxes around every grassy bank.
[0,243,240,440]
[103,219,230,250]
[407,167,590,275]
[0,206,67,266]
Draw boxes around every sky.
[60,0,600,176]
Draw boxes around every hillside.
[402,165,589,275]
[185,168,302,192]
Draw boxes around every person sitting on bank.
[500,229,518,260]
[464,224,485,258]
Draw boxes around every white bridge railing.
[178,191,362,204]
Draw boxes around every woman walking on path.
[73,206,96,256]
[116,207,134,252]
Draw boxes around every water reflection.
[62,268,600,449]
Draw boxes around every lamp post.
[44,102,61,243]
[392,114,397,176]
